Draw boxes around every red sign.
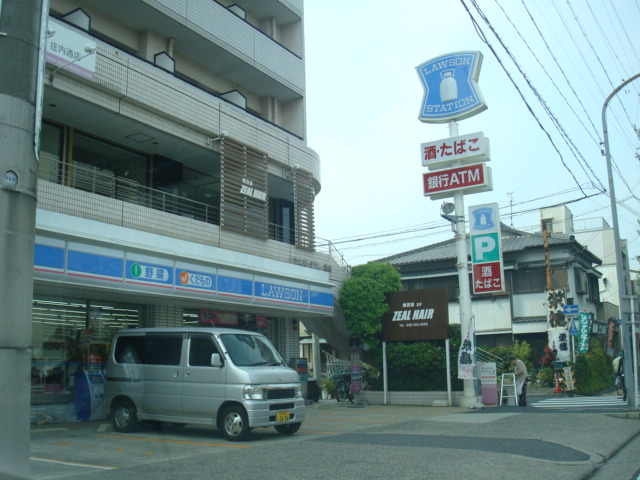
[423,163,487,195]
[199,309,238,326]
[472,262,503,293]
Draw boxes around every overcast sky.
[303,0,640,275]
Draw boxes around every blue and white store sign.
[416,51,487,123]
[33,236,334,315]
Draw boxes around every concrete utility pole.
[0,1,47,477]
[448,121,478,407]
[601,72,640,410]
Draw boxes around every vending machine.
[74,370,107,421]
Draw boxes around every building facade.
[32,0,347,420]
[539,206,632,324]
[380,221,605,362]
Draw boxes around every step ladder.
[500,373,518,406]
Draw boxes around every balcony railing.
[37,155,313,248]
[37,154,352,276]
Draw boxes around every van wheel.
[221,406,250,441]
[275,422,301,435]
[112,399,138,433]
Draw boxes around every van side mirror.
[211,353,222,367]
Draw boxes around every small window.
[189,334,219,367]
[144,334,183,365]
[114,336,145,364]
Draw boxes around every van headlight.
[243,385,264,400]
[295,383,302,398]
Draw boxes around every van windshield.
[219,333,284,367]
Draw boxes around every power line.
[459,0,587,194]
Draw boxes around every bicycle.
[331,365,379,403]
[615,374,624,397]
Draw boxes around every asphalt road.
[26,400,640,480]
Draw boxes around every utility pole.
[0,1,47,477]
[601,72,640,410]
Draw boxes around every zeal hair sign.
[381,288,449,342]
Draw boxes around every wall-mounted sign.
[578,312,592,353]
[469,203,504,294]
[421,132,490,170]
[33,237,334,315]
[46,18,97,81]
[381,288,449,342]
[416,51,487,123]
[240,178,266,201]
[423,163,491,198]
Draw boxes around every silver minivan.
[103,327,305,441]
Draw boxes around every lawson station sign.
[416,51,487,124]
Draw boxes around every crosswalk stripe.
[531,396,627,408]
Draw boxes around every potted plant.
[320,378,336,399]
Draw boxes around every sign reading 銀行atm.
[382,288,449,342]
[423,163,492,199]
[416,51,487,123]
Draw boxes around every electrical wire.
[459,0,589,195]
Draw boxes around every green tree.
[338,262,402,350]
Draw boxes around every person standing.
[508,355,528,406]
[612,351,623,375]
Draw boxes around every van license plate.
[276,411,290,422]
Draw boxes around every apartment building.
[32,0,346,418]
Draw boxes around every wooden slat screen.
[219,138,269,239]
[294,169,315,250]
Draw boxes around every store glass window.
[31,297,142,401]
[38,122,65,183]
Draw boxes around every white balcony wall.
[49,37,320,184]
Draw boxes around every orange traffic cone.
[553,373,562,393]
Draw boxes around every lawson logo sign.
[416,51,487,123]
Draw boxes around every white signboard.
[421,132,490,170]
[46,18,96,81]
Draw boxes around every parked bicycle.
[615,374,624,397]
[330,364,379,403]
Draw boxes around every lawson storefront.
[30,232,334,421]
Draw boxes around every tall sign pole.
[602,73,640,409]
[417,51,489,408]
[0,1,48,477]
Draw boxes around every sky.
[303,0,640,275]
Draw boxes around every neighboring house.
[379,219,603,361]
[539,205,632,324]
[31,0,348,419]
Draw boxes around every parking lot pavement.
[27,402,640,480]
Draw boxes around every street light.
[601,72,640,409]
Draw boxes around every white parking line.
[30,456,118,470]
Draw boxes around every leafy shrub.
[574,340,610,395]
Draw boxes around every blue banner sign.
[33,238,334,314]
[416,51,487,123]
